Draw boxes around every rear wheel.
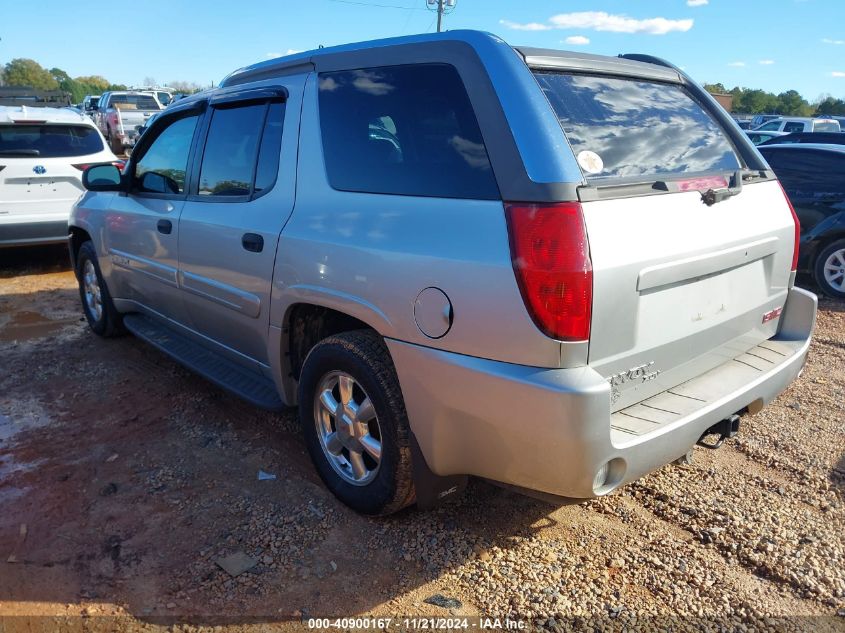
[298,330,415,515]
[76,241,125,337]
[813,238,845,299]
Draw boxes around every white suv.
[0,106,118,247]
[753,117,841,133]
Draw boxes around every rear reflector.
[676,176,728,192]
[505,202,593,342]
[72,161,125,171]
[778,182,801,271]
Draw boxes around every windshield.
[110,94,161,110]
[534,72,741,180]
[0,124,104,157]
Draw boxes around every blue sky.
[2,0,844,100]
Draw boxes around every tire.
[298,330,415,515]
[812,238,845,299]
[76,241,125,337]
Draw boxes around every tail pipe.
[697,414,741,450]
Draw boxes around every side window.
[758,121,782,131]
[197,100,285,197]
[318,63,498,199]
[254,102,285,193]
[783,122,805,133]
[134,114,199,194]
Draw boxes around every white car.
[752,117,841,133]
[0,106,119,248]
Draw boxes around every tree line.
[704,83,845,116]
[0,58,206,103]
[2,57,843,116]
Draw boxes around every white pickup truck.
[94,91,162,154]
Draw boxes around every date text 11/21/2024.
[306,617,527,630]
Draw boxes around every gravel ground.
[0,247,843,632]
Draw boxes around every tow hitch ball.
[697,414,741,450]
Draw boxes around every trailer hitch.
[697,414,741,449]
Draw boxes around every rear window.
[534,73,741,180]
[813,120,840,132]
[0,124,104,157]
[318,63,498,199]
[110,94,161,110]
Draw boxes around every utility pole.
[427,0,456,33]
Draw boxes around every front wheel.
[813,238,845,299]
[76,241,125,337]
[298,330,415,515]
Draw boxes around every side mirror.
[139,171,180,194]
[83,164,123,191]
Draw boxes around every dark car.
[759,131,845,146]
[759,144,845,297]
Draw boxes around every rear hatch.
[533,72,796,410]
[0,123,106,219]
[110,94,161,138]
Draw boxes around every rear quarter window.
[0,124,104,157]
[317,63,498,200]
[533,73,741,180]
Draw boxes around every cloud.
[759,60,775,65]
[728,61,746,67]
[564,35,591,45]
[266,49,302,59]
[501,12,694,35]
[687,0,708,5]
[822,38,845,45]
[832,71,845,78]
[499,20,552,31]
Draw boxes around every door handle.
[157,219,172,234]
[242,233,264,253]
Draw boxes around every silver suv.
[69,31,817,515]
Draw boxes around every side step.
[123,314,284,411]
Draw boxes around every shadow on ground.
[0,245,71,279]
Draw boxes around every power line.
[326,0,426,10]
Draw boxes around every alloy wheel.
[313,371,382,486]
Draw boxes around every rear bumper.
[0,219,69,248]
[387,287,817,499]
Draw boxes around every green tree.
[50,67,85,103]
[736,89,779,114]
[776,90,812,116]
[3,58,58,89]
[704,82,728,94]
[75,75,110,93]
[815,96,845,116]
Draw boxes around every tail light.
[778,182,800,271]
[505,202,593,341]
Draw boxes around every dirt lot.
[0,246,843,632]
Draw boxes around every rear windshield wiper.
[651,171,745,206]
[0,149,41,156]
[699,170,743,206]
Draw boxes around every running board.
[123,314,284,411]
